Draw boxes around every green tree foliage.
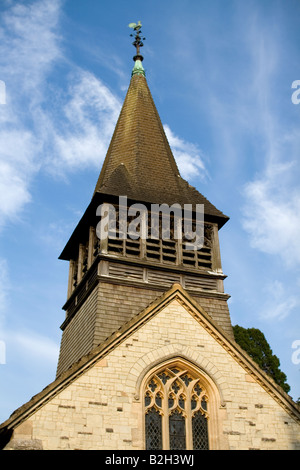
[233,325,290,394]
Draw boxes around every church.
[0,24,299,451]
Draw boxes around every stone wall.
[5,299,300,450]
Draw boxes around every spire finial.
[128,22,146,73]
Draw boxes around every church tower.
[56,25,232,377]
[1,24,299,451]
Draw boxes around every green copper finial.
[128,21,146,76]
[131,59,145,77]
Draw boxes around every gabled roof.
[1,284,299,437]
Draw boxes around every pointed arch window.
[144,365,209,450]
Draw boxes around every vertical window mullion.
[162,383,169,450]
[185,392,193,450]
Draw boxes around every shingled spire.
[93,23,228,224]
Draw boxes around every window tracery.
[144,365,209,450]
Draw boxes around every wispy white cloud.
[47,70,121,175]
[0,259,9,320]
[240,18,300,268]
[0,252,59,366]
[0,0,62,96]
[259,280,299,321]
[0,0,211,231]
[0,130,40,227]
[241,51,300,270]
[243,162,300,267]
[11,330,59,364]
[0,0,122,225]
[164,124,208,181]
[0,0,62,227]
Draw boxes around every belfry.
[1,24,299,450]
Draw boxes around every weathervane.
[128,21,146,61]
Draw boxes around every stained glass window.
[169,409,186,450]
[192,411,209,450]
[144,364,209,450]
[145,408,162,450]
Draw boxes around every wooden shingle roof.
[94,72,228,223]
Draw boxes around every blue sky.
[0,0,299,423]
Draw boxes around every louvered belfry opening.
[103,202,213,268]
